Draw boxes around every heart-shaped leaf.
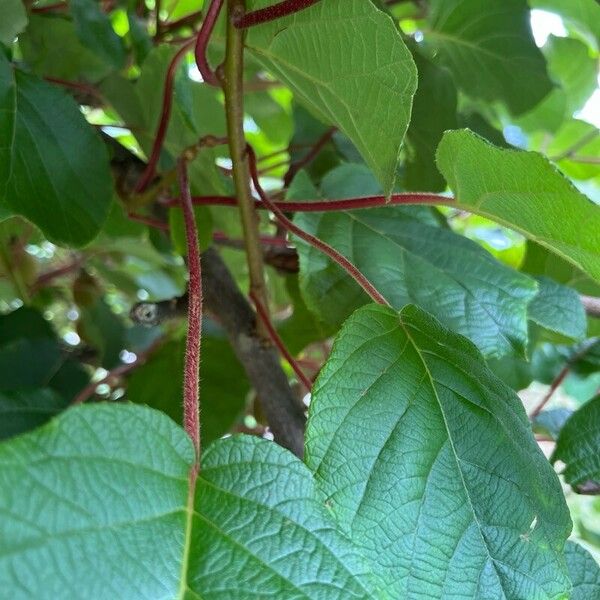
[0,306,571,598]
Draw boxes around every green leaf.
[126,336,248,444]
[528,276,587,341]
[425,0,553,115]
[306,304,571,598]
[564,541,600,600]
[552,395,600,494]
[245,0,417,195]
[0,0,27,45]
[436,129,600,282]
[533,408,573,440]
[0,56,113,246]
[70,0,126,68]
[530,0,600,49]
[0,388,68,441]
[405,49,457,192]
[0,307,62,391]
[544,36,598,115]
[295,164,538,358]
[19,15,113,82]
[0,304,574,598]
[0,404,376,598]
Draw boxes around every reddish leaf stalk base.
[245,145,390,307]
[177,159,203,463]
[194,0,224,86]
[250,291,313,391]
[163,193,452,211]
[234,0,321,28]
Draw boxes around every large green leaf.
[0,0,27,45]
[552,395,600,495]
[0,404,376,598]
[436,129,600,282]
[424,0,553,115]
[245,0,417,195]
[295,164,538,358]
[306,304,571,598]
[564,541,600,599]
[0,306,573,598]
[0,55,112,246]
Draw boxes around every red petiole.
[234,0,321,28]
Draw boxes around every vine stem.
[284,126,336,186]
[234,0,321,28]
[177,158,203,464]
[194,0,224,85]
[163,192,452,210]
[529,338,599,418]
[246,144,390,306]
[72,338,163,405]
[223,0,271,337]
[250,291,313,391]
[135,38,195,193]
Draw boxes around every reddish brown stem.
[135,39,195,193]
[250,291,312,390]
[163,192,451,211]
[72,338,163,405]
[177,158,203,462]
[234,0,321,28]
[127,212,170,231]
[194,0,224,86]
[246,144,389,306]
[44,77,101,97]
[159,10,203,33]
[529,340,599,418]
[284,127,336,186]
[31,258,83,292]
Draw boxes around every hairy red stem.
[246,145,389,306]
[194,0,224,86]
[135,38,195,193]
[234,0,321,28]
[250,291,312,390]
[163,192,451,211]
[177,158,203,462]
[284,126,336,186]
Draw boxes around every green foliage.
[0,306,574,598]
[437,130,600,281]
[245,0,418,195]
[553,395,600,494]
[0,0,599,595]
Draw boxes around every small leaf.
[425,0,553,115]
[306,304,571,598]
[553,395,600,494]
[564,540,600,600]
[533,408,573,440]
[245,0,417,195]
[70,0,126,68]
[528,276,587,341]
[0,56,113,246]
[436,129,600,282]
[0,0,27,45]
